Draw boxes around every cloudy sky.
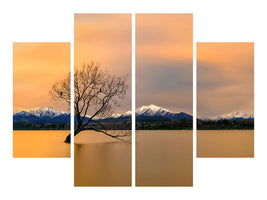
[13,43,70,113]
[197,43,254,118]
[136,14,193,114]
[75,14,131,114]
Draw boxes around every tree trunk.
[64,128,83,143]
[64,134,71,143]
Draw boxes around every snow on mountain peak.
[216,111,254,120]
[205,111,254,120]
[110,113,122,118]
[136,104,170,116]
[113,104,192,120]
[15,107,68,118]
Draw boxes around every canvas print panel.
[74,14,132,186]
[13,42,70,157]
[136,14,193,186]
[197,42,254,157]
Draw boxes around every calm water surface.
[197,130,254,157]
[74,131,131,186]
[136,130,193,186]
[13,130,70,157]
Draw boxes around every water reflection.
[13,130,70,158]
[74,131,131,186]
[136,130,193,186]
[197,130,254,157]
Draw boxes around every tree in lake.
[50,62,131,143]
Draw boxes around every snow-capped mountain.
[15,107,68,117]
[136,105,171,117]
[13,105,192,125]
[204,111,254,121]
[216,112,254,121]
[110,104,192,121]
[13,107,70,125]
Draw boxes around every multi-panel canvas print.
[12,15,255,188]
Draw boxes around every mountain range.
[13,105,253,125]
[13,105,193,125]
[13,107,70,125]
[110,104,193,121]
[203,111,254,121]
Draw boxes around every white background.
[0,0,266,199]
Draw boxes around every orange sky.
[74,14,131,114]
[13,43,70,113]
[197,43,254,118]
[136,14,193,114]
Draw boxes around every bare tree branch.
[50,62,131,143]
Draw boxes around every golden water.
[136,130,193,186]
[13,130,70,158]
[74,131,131,186]
[197,130,254,157]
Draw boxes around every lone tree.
[50,62,131,143]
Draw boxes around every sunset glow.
[74,14,131,113]
[13,43,70,113]
[136,14,193,114]
[197,42,254,118]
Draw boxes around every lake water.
[74,130,131,186]
[197,130,254,157]
[136,130,193,186]
[13,130,70,157]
